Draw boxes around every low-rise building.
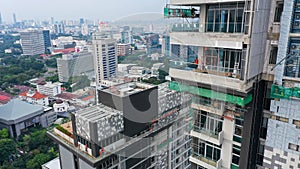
[0,99,56,137]
[53,100,69,113]
[117,43,131,56]
[19,90,49,106]
[37,82,62,96]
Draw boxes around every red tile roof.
[0,91,12,98]
[81,95,94,101]
[19,91,47,100]
[32,92,47,99]
[19,92,27,97]
[0,95,11,104]
[0,95,10,101]
[56,92,79,100]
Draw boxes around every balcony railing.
[192,125,220,139]
[171,23,199,32]
[192,96,224,111]
[190,151,222,168]
[169,60,242,80]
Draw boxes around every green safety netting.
[164,8,193,17]
[270,84,300,99]
[168,81,252,107]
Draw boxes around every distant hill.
[112,13,166,24]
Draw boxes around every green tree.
[45,58,57,68]
[0,128,9,139]
[45,74,59,83]
[26,153,52,169]
[0,138,16,163]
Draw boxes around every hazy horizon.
[0,0,165,23]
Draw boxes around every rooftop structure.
[19,90,48,106]
[0,99,55,137]
[103,82,153,97]
[41,157,61,169]
[48,82,192,169]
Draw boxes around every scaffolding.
[164,6,199,18]
[270,84,300,99]
[168,81,252,107]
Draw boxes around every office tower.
[47,82,192,169]
[145,33,159,54]
[81,23,89,36]
[121,30,133,44]
[54,23,65,34]
[79,18,85,25]
[13,13,16,24]
[57,52,94,82]
[51,17,54,25]
[92,32,117,85]
[20,30,45,55]
[42,30,51,52]
[165,0,272,168]
[161,35,171,57]
[117,44,131,56]
[262,0,300,168]
[0,12,2,25]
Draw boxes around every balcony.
[170,31,247,49]
[169,66,253,94]
[171,23,199,32]
[189,153,222,169]
[191,97,224,116]
[190,128,224,145]
[170,0,245,5]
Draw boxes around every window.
[269,46,278,64]
[192,138,221,161]
[271,115,289,123]
[194,110,223,136]
[293,119,300,128]
[288,143,300,152]
[203,47,242,74]
[274,2,283,22]
[206,3,245,33]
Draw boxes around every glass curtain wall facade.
[206,3,245,33]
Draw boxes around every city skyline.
[0,0,165,23]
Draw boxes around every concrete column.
[198,47,204,69]
[199,4,207,33]
[221,118,234,168]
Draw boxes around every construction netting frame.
[270,84,300,99]
[163,7,193,17]
[168,81,252,107]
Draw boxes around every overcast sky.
[0,0,165,23]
